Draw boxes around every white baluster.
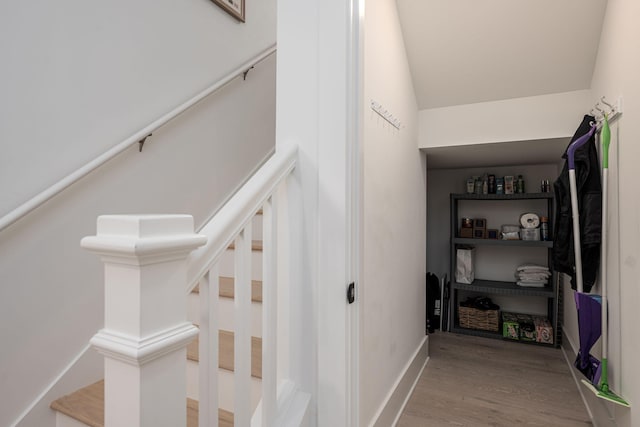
[234,224,252,425]
[199,267,220,427]
[262,197,278,426]
[82,215,205,427]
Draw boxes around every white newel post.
[81,215,206,427]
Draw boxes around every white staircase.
[51,214,265,426]
[50,145,309,427]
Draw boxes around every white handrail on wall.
[0,44,277,233]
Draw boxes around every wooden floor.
[397,332,591,427]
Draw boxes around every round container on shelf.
[519,212,540,229]
[520,227,540,241]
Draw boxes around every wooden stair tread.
[227,240,263,251]
[193,276,263,302]
[51,380,233,427]
[50,381,104,427]
[187,330,262,379]
[188,399,234,427]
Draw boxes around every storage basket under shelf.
[458,306,500,332]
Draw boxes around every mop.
[566,126,603,385]
[580,114,630,407]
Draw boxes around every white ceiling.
[424,138,568,170]
[396,0,607,168]
[396,0,608,110]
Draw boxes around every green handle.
[600,358,609,392]
[602,115,610,169]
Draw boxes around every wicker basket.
[458,306,499,331]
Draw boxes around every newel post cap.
[81,214,207,264]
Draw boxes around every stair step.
[227,240,263,251]
[188,290,263,338]
[51,381,103,427]
[219,241,263,281]
[188,399,234,427]
[50,380,233,427]
[187,330,262,379]
[193,276,263,302]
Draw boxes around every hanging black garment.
[552,115,602,292]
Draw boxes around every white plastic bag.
[455,247,475,284]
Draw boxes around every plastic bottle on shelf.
[517,175,525,194]
[496,177,504,195]
[475,178,482,194]
[540,216,550,241]
[466,178,475,193]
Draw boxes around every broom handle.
[566,126,596,294]
[601,116,611,362]
[569,169,584,293]
[601,167,609,360]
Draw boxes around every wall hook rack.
[370,100,402,130]
[138,134,152,152]
[590,96,623,130]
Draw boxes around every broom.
[580,114,630,407]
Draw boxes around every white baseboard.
[252,379,311,427]
[562,323,579,357]
[12,345,103,427]
[370,335,429,427]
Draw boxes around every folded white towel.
[517,273,551,280]
[517,281,546,288]
[516,264,549,273]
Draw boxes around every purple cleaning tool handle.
[567,126,596,170]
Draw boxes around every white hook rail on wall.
[590,96,623,128]
[370,100,402,130]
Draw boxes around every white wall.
[418,90,591,148]
[362,0,426,424]
[561,0,640,424]
[276,0,362,425]
[0,52,276,427]
[0,0,276,218]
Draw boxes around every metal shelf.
[451,192,554,201]
[448,189,560,347]
[451,326,555,347]
[451,326,502,339]
[453,238,552,248]
[453,279,555,297]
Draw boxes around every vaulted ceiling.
[396,0,608,110]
